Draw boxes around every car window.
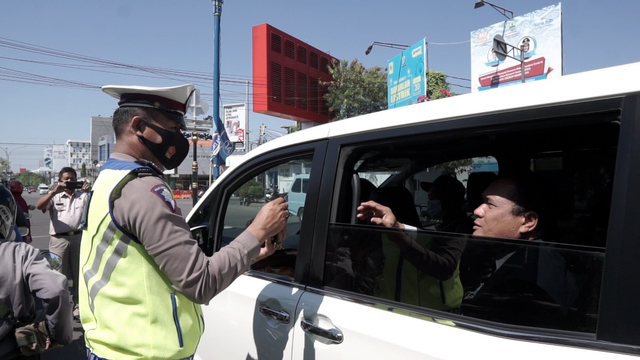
[325,114,619,333]
[291,178,301,192]
[219,155,313,279]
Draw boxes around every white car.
[189,62,640,359]
[37,184,49,195]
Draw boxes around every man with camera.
[36,167,90,322]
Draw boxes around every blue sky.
[2,0,640,170]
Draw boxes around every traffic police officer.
[79,84,288,360]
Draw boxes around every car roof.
[214,61,640,185]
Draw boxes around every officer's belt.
[87,348,194,360]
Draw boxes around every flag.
[211,116,234,163]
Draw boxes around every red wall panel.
[252,23,336,123]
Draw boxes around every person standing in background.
[9,181,32,244]
[35,167,90,322]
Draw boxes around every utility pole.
[211,0,223,180]
[258,124,267,145]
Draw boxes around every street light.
[473,0,513,19]
[364,41,409,55]
[492,35,526,83]
[0,146,26,178]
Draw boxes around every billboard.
[223,103,247,151]
[252,24,337,124]
[44,144,67,172]
[470,3,562,92]
[387,38,427,108]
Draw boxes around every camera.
[65,181,84,190]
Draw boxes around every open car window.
[217,155,313,279]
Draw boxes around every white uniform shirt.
[47,190,89,235]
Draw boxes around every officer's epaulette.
[133,160,163,176]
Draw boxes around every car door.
[289,97,640,358]
[190,141,327,360]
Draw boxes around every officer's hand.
[247,197,288,244]
[253,228,286,262]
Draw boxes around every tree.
[322,60,456,121]
[81,163,87,178]
[237,179,264,200]
[0,158,8,176]
[425,69,455,101]
[15,171,44,187]
[322,59,388,121]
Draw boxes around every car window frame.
[307,95,640,355]
[197,139,328,286]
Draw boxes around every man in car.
[467,173,578,327]
[357,183,465,313]
[471,173,553,240]
[79,84,289,360]
[421,175,473,234]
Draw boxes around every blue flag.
[211,116,234,163]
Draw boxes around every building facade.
[66,140,92,173]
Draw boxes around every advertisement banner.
[470,3,562,92]
[223,103,247,150]
[387,39,427,109]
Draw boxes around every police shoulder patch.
[150,184,176,213]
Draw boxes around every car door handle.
[300,319,344,344]
[259,305,290,324]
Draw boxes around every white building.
[66,140,92,172]
[91,116,115,165]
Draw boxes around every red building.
[252,23,337,124]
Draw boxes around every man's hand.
[52,182,67,194]
[81,182,91,192]
[357,201,403,229]
[247,197,289,245]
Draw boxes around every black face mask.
[137,119,189,170]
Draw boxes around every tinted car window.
[325,116,618,333]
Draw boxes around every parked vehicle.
[287,174,309,220]
[37,184,49,195]
[188,62,640,359]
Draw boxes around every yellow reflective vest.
[79,158,203,360]
[375,234,463,311]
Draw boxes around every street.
[22,191,195,360]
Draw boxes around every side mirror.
[191,225,209,248]
[40,250,63,270]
